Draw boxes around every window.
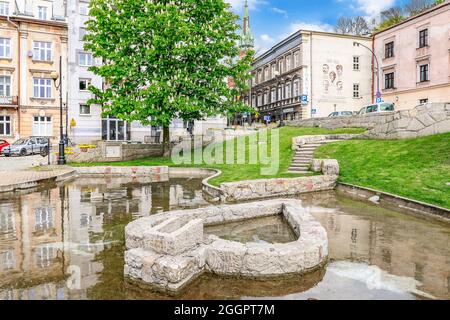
[293,80,299,97]
[80,104,90,115]
[264,67,269,81]
[353,84,360,98]
[294,52,299,67]
[285,82,291,99]
[0,76,11,97]
[79,27,87,41]
[79,52,93,66]
[385,42,394,58]
[257,94,262,106]
[33,41,52,61]
[0,38,11,58]
[0,115,11,135]
[419,29,428,48]
[33,116,52,136]
[79,78,91,91]
[0,2,9,16]
[34,207,53,231]
[286,56,291,71]
[419,98,428,104]
[385,72,395,89]
[33,78,52,98]
[278,59,283,74]
[271,89,276,102]
[419,64,429,82]
[353,56,360,71]
[38,6,48,20]
[79,2,89,15]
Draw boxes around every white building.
[67,0,226,144]
[247,30,374,120]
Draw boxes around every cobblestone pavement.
[0,169,72,189]
[0,154,49,171]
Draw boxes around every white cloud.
[344,0,396,17]
[286,22,335,35]
[272,7,288,18]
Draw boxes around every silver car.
[2,137,50,157]
[328,111,354,117]
[358,102,395,115]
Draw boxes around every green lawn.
[71,127,364,186]
[315,133,450,209]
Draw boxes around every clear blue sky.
[229,0,410,54]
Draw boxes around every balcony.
[0,96,19,106]
[257,96,301,112]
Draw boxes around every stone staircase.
[288,140,340,174]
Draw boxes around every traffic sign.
[300,95,308,105]
[376,91,382,99]
[376,97,383,104]
[311,108,317,115]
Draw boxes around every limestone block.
[322,159,339,176]
[416,112,437,127]
[206,239,248,275]
[143,218,203,255]
[406,118,425,132]
[152,255,199,284]
[311,159,323,173]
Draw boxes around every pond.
[0,178,448,300]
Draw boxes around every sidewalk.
[0,165,75,192]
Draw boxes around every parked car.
[2,137,50,157]
[358,102,395,115]
[0,139,9,155]
[328,111,354,118]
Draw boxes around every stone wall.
[287,103,450,139]
[124,199,328,294]
[68,141,164,163]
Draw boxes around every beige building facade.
[246,31,373,120]
[0,1,67,143]
[373,1,450,110]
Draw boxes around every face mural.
[322,60,344,98]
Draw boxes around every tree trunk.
[163,125,171,157]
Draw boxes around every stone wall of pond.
[68,141,164,163]
[287,103,450,139]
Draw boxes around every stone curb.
[336,183,450,223]
[0,169,76,193]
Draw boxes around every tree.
[84,0,253,155]
[335,16,370,35]
[404,0,433,16]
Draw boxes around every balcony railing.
[0,96,19,106]
[256,96,301,111]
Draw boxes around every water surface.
[0,179,448,300]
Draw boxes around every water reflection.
[0,178,208,300]
[0,183,448,300]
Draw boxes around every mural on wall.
[322,60,344,99]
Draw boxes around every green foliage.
[373,15,405,33]
[84,0,254,127]
[71,127,365,185]
[315,133,450,208]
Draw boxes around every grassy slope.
[71,127,364,186]
[315,133,450,208]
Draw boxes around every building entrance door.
[102,117,128,141]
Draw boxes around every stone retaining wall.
[292,134,357,150]
[287,103,450,139]
[68,141,164,163]
[74,166,169,178]
[125,199,328,294]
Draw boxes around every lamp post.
[353,41,380,102]
[274,70,284,127]
[51,56,66,165]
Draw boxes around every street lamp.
[274,70,284,127]
[353,41,380,102]
[51,56,66,165]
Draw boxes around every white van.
[358,102,395,115]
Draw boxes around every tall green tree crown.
[84,0,253,127]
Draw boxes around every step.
[287,169,310,174]
[290,163,310,167]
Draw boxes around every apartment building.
[245,30,373,120]
[0,0,67,143]
[373,1,450,110]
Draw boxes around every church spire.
[239,0,254,52]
